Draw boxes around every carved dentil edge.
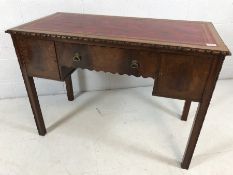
[8,30,230,56]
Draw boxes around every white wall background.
[0,0,233,99]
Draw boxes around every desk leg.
[181,58,224,169]
[181,100,191,121]
[12,36,46,136]
[65,75,74,101]
[22,75,47,136]
[181,101,209,169]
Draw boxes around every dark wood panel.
[153,54,213,101]
[55,42,159,78]
[17,38,60,80]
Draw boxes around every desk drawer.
[17,38,60,80]
[153,53,212,101]
[55,42,159,78]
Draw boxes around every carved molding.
[76,67,155,79]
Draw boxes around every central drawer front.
[55,42,159,78]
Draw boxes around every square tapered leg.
[22,75,47,136]
[65,75,74,101]
[181,100,191,121]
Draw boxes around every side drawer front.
[55,42,159,78]
[153,54,212,101]
[18,38,60,80]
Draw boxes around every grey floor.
[0,79,233,175]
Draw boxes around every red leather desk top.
[7,12,230,55]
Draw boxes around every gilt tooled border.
[9,31,230,56]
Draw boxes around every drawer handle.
[73,53,82,62]
[130,60,139,69]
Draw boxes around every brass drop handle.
[130,60,139,69]
[73,53,82,62]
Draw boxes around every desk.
[6,12,231,169]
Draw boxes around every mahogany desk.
[6,12,231,169]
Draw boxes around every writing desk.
[6,12,231,169]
